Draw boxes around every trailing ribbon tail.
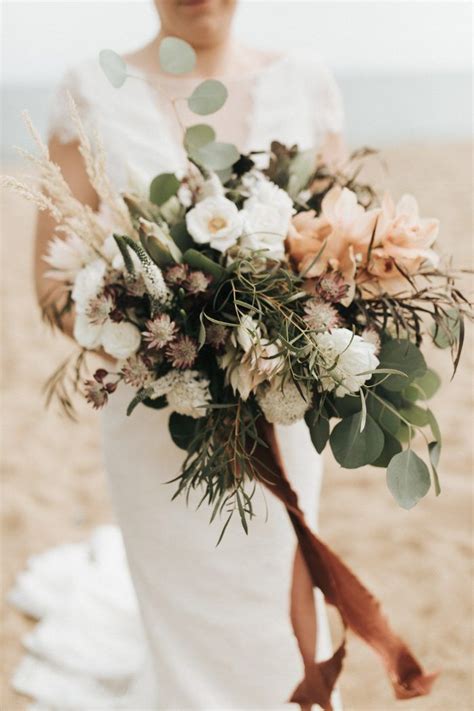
[255,420,438,710]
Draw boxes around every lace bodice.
[48,49,344,193]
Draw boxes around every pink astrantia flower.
[185,270,212,295]
[120,355,154,388]
[165,264,189,286]
[165,335,198,369]
[143,314,177,350]
[303,299,340,332]
[205,323,229,349]
[84,370,117,410]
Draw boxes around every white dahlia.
[240,177,294,260]
[257,378,311,425]
[314,327,380,396]
[186,196,242,253]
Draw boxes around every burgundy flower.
[205,323,229,349]
[84,371,117,410]
[165,335,198,369]
[316,270,349,303]
[165,264,189,286]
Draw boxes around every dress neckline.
[126,51,291,89]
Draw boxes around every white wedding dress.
[9,50,344,710]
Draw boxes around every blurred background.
[1,1,473,709]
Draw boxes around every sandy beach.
[1,141,473,710]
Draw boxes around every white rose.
[101,320,141,360]
[240,202,289,260]
[71,259,107,313]
[73,312,103,350]
[185,196,242,253]
[240,178,294,260]
[314,328,380,396]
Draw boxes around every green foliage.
[371,434,402,468]
[431,307,460,348]
[149,173,180,206]
[305,409,330,453]
[143,396,167,410]
[169,412,201,450]
[386,449,431,509]
[183,249,226,279]
[159,36,196,74]
[411,368,441,399]
[113,234,135,273]
[377,339,427,391]
[183,122,238,170]
[99,49,127,88]
[187,79,228,115]
[330,413,384,468]
[170,221,195,252]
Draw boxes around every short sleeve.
[47,64,95,144]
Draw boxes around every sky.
[2,0,472,85]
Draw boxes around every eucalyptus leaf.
[399,404,430,427]
[99,49,127,88]
[330,413,384,468]
[412,368,442,400]
[371,433,402,468]
[305,410,330,454]
[184,123,216,152]
[169,412,199,451]
[288,148,316,198]
[386,449,431,509]
[377,339,427,391]
[333,395,361,418]
[428,441,441,495]
[149,173,181,206]
[194,141,240,171]
[159,36,196,75]
[427,408,442,445]
[188,79,228,115]
[366,394,400,436]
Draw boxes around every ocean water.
[1,71,471,162]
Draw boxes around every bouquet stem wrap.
[256,420,438,711]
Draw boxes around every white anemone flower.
[186,196,242,253]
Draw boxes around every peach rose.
[360,193,440,295]
[287,186,379,304]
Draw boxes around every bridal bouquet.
[4,39,470,537]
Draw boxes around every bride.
[12,1,345,708]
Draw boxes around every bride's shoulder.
[48,58,123,142]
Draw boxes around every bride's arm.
[34,136,99,341]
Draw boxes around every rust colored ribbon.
[254,420,438,711]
